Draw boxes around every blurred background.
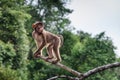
[67,0,120,57]
[0,0,120,80]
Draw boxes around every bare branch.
[37,56,120,80]
[37,56,83,77]
[80,62,120,80]
[47,75,79,80]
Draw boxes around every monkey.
[32,21,63,63]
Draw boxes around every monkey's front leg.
[45,45,54,61]
[34,43,45,58]
[34,50,42,58]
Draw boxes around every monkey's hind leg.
[46,45,54,61]
[52,47,61,64]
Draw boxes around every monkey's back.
[45,31,61,46]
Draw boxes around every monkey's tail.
[57,35,64,46]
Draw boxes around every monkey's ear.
[32,21,44,29]
[32,23,36,29]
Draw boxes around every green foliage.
[0,0,31,43]
[68,31,117,80]
[0,67,20,80]
[27,0,72,33]
[0,40,16,67]
[60,30,80,66]
[0,0,119,80]
[0,0,31,80]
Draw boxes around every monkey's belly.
[45,43,52,47]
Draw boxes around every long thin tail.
[57,35,64,47]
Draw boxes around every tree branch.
[47,75,79,80]
[38,56,120,80]
[37,56,83,77]
[80,62,120,80]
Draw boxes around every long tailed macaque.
[32,21,63,63]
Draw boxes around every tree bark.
[80,62,120,80]
[47,75,78,80]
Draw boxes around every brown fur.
[32,24,62,63]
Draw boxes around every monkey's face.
[35,25,44,33]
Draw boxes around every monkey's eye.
[36,26,41,30]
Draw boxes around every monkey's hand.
[34,52,42,58]
[52,60,60,64]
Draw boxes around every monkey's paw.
[52,60,60,64]
[34,54,42,58]
[45,57,54,61]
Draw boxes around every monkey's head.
[32,21,44,33]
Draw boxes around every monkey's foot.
[52,60,60,64]
[45,57,54,61]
